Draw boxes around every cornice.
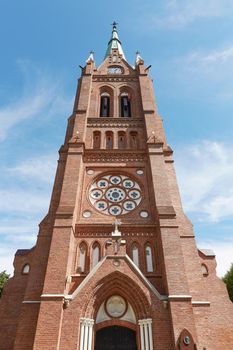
[87,117,144,128]
[83,150,147,163]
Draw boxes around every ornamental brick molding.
[0,25,233,350]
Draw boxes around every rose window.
[89,174,142,216]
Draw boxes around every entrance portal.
[95,326,137,350]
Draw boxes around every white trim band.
[168,295,192,300]
[41,294,72,300]
[22,301,41,304]
[192,301,210,306]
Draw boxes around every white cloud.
[7,154,57,183]
[152,0,233,28]
[0,189,50,214]
[175,141,233,222]
[0,60,73,141]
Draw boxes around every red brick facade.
[0,26,233,350]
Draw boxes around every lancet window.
[77,242,87,273]
[132,243,140,268]
[91,242,101,269]
[145,244,154,272]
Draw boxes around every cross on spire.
[111,21,118,29]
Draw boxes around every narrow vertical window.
[106,131,113,149]
[121,95,131,117]
[145,244,153,272]
[118,131,126,149]
[100,95,110,117]
[132,243,139,268]
[92,243,100,269]
[78,242,87,273]
[93,131,101,149]
[130,132,138,149]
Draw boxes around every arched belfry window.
[106,131,113,149]
[132,243,139,268]
[118,131,126,149]
[91,242,100,269]
[77,242,87,273]
[93,131,101,149]
[100,94,110,117]
[145,244,154,272]
[121,93,131,118]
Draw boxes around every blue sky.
[0,0,233,276]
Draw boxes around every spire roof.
[104,22,126,60]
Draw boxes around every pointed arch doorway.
[95,326,137,350]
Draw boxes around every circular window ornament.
[89,173,142,216]
[106,187,126,203]
[109,205,122,216]
[140,210,149,218]
[183,336,191,346]
[136,169,144,175]
[105,295,127,318]
[95,201,108,211]
[110,176,121,185]
[83,210,92,218]
[123,200,136,211]
[97,179,108,188]
[90,189,103,200]
[87,169,94,175]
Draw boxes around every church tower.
[1,23,233,350]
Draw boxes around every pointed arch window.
[132,243,139,268]
[145,244,153,272]
[100,94,110,117]
[106,131,113,149]
[91,242,100,269]
[118,131,126,149]
[93,131,101,149]
[121,94,131,118]
[78,242,87,273]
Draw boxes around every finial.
[86,51,95,63]
[135,50,144,65]
[111,21,118,30]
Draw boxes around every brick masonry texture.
[0,44,233,350]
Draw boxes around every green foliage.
[222,263,233,302]
[0,270,10,298]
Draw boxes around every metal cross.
[111,21,118,28]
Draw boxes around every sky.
[0,0,233,277]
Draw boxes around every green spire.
[104,22,126,60]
